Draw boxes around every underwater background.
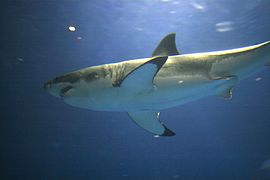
[1,0,270,179]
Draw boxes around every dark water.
[1,0,270,179]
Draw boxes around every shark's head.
[43,66,109,102]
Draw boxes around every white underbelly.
[63,76,224,112]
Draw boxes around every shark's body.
[44,33,270,136]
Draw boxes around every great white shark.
[44,33,270,136]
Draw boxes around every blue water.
[2,0,270,179]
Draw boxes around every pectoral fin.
[128,111,175,136]
[116,56,168,91]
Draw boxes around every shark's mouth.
[60,86,73,97]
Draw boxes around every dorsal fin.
[152,33,180,57]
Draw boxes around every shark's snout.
[43,78,65,98]
[43,80,53,90]
[43,79,59,97]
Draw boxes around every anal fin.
[128,111,175,136]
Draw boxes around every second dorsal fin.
[152,33,180,57]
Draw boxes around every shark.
[44,33,270,136]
